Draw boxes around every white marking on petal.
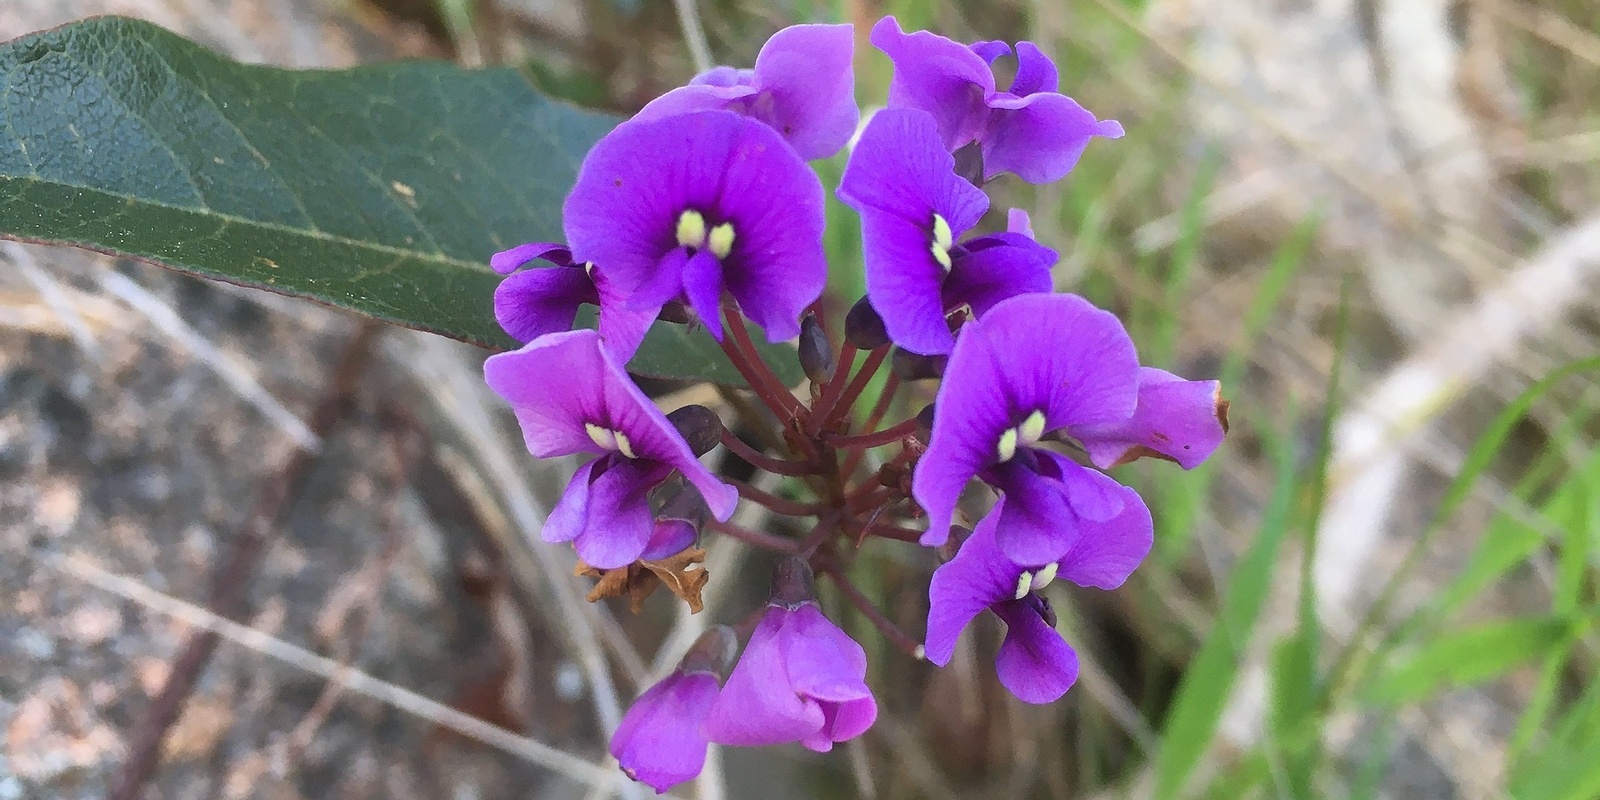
[1031,562,1058,591]
[614,430,637,459]
[585,422,617,451]
[708,222,736,259]
[997,428,1019,462]
[1013,571,1033,600]
[1018,409,1047,446]
[676,210,707,249]
[932,214,954,252]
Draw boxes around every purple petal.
[544,458,601,544]
[871,16,996,151]
[990,457,1080,565]
[912,327,1013,546]
[924,506,1025,665]
[969,40,1011,65]
[943,232,1056,318]
[779,603,872,703]
[1008,41,1059,96]
[493,265,598,343]
[704,607,825,747]
[633,82,759,125]
[992,599,1079,703]
[961,293,1141,432]
[750,23,859,160]
[573,457,671,569]
[610,671,720,793]
[641,518,698,561]
[1072,367,1228,469]
[693,66,756,88]
[981,92,1123,183]
[1006,208,1034,236]
[805,696,877,753]
[837,108,988,232]
[682,249,726,341]
[1032,450,1125,523]
[592,267,657,363]
[483,331,613,458]
[858,210,955,355]
[1056,485,1152,590]
[491,241,571,274]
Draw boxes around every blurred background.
[2,0,1599,798]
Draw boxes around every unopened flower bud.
[657,301,694,324]
[891,348,947,380]
[769,556,817,608]
[844,297,890,350]
[798,314,835,384]
[656,483,711,532]
[953,140,986,187]
[667,404,724,457]
[679,625,739,677]
[916,402,937,434]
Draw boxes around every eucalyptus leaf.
[0,16,800,386]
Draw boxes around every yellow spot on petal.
[931,242,953,272]
[1013,571,1033,600]
[1019,410,1047,446]
[708,222,736,259]
[932,214,953,251]
[585,422,617,451]
[676,210,707,248]
[615,430,637,459]
[1031,562,1058,591]
[997,428,1018,462]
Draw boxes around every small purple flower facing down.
[704,562,877,752]
[483,329,738,569]
[871,16,1123,184]
[564,111,828,344]
[837,109,1056,355]
[634,24,858,161]
[913,293,1225,565]
[611,627,738,793]
[491,242,656,361]
[925,494,1151,703]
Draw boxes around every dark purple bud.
[770,556,817,608]
[658,301,694,324]
[656,482,711,530]
[916,402,937,433]
[667,404,724,457]
[679,625,739,677]
[798,314,835,384]
[891,348,948,380]
[952,140,986,187]
[845,296,890,351]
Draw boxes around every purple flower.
[871,16,1123,184]
[924,494,1150,703]
[837,108,1056,355]
[634,24,858,161]
[483,329,738,569]
[913,293,1224,565]
[491,242,656,361]
[703,601,877,752]
[611,627,737,793]
[564,111,828,344]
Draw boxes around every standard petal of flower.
[483,331,612,458]
[751,23,858,160]
[779,604,872,702]
[493,265,597,343]
[1057,486,1153,590]
[1008,41,1059,95]
[942,232,1056,318]
[704,610,825,747]
[610,671,720,794]
[992,599,1080,704]
[714,117,829,343]
[982,92,1123,184]
[490,241,571,274]
[924,507,1024,665]
[564,113,740,295]
[836,108,988,230]
[964,294,1141,431]
[859,211,956,355]
[632,82,759,125]
[990,458,1080,565]
[571,457,670,569]
[1072,367,1228,470]
[871,16,996,151]
[913,329,1014,546]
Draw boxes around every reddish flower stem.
[724,306,800,415]
[805,342,858,436]
[719,429,814,476]
[826,417,919,449]
[863,522,924,542]
[815,557,924,659]
[732,479,823,517]
[707,519,800,554]
[830,346,890,424]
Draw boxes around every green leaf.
[0,16,801,387]
[1361,615,1579,707]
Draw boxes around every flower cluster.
[484,18,1226,793]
